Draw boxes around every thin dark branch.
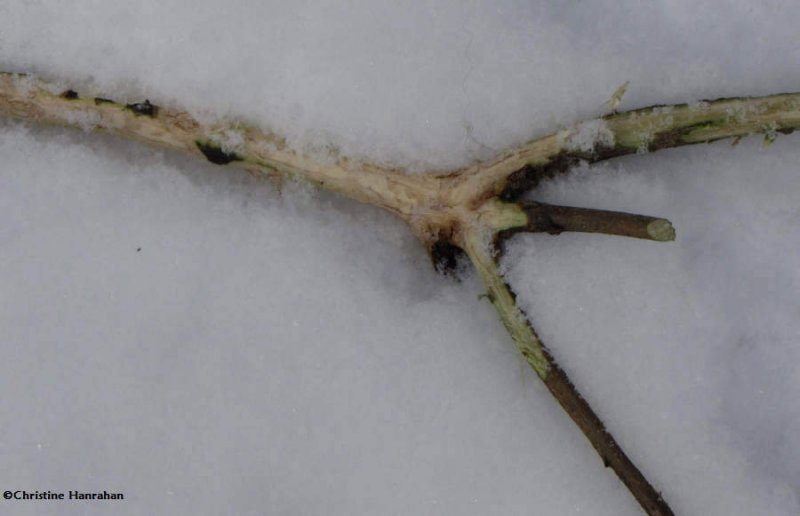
[517,201,675,241]
[542,350,674,515]
[465,231,674,515]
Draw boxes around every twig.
[463,229,674,516]
[512,201,675,241]
[4,70,799,515]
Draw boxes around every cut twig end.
[646,219,676,242]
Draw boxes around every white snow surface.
[1,1,799,515]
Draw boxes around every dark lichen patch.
[500,128,731,201]
[500,158,577,202]
[94,97,115,105]
[60,89,79,100]
[430,240,465,276]
[125,99,158,117]
[647,120,726,151]
[195,140,243,165]
[499,145,627,201]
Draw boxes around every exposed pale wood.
[4,72,798,248]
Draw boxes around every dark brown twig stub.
[520,201,676,241]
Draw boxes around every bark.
[509,201,675,241]
[543,355,674,516]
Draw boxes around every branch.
[0,71,440,218]
[512,201,675,241]
[455,92,800,201]
[463,229,674,516]
[4,70,798,515]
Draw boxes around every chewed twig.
[4,71,799,515]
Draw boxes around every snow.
[1,1,800,515]
[561,119,615,153]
